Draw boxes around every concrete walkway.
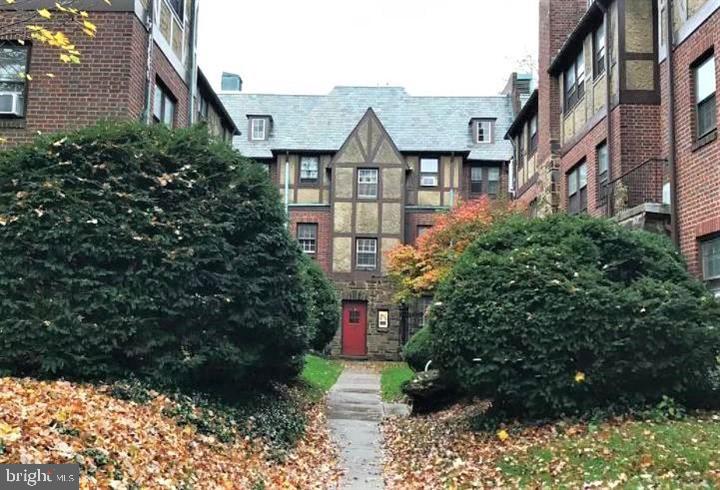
[327,368,384,490]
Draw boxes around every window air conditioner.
[0,92,23,116]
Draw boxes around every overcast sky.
[197,0,538,97]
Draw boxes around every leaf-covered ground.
[0,377,343,489]
[382,403,720,488]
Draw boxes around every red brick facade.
[288,208,332,274]
[405,211,441,246]
[0,9,191,145]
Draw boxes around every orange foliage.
[386,197,519,301]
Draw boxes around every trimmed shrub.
[403,325,434,372]
[0,123,310,392]
[300,256,340,352]
[432,214,720,420]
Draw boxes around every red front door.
[342,301,367,356]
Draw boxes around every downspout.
[600,2,614,217]
[141,0,155,124]
[509,138,518,199]
[666,0,680,247]
[284,152,290,227]
[186,0,199,125]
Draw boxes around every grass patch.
[381,363,414,402]
[301,355,343,397]
[498,416,720,487]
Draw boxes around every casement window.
[567,161,588,215]
[357,168,379,199]
[0,42,29,118]
[701,236,720,297]
[596,141,609,197]
[153,82,176,127]
[488,167,500,196]
[476,120,493,143]
[297,223,317,255]
[417,225,432,238]
[594,22,606,77]
[420,158,439,187]
[529,115,538,154]
[356,238,377,270]
[695,55,716,139]
[470,166,501,197]
[250,118,267,141]
[470,166,484,194]
[197,96,209,121]
[564,49,586,111]
[300,156,319,184]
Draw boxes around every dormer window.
[250,118,267,141]
[475,120,493,144]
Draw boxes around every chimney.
[502,72,535,115]
[221,72,243,92]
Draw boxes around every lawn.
[380,363,414,402]
[382,403,720,489]
[301,354,343,396]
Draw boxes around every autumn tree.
[386,196,519,302]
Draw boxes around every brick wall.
[288,207,332,274]
[661,7,720,276]
[0,10,191,145]
[405,211,440,245]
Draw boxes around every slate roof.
[220,86,515,162]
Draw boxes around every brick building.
[0,0,237,145]
[508,0,720,294]
[221,86,521,359]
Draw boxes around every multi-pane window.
[0,43,28,118]
[349,309,360,324]
[470,167,484,194]
[297,223,317,255]
[167,0,184,20]
[250,118,267,141]
[596,141,609,199]
[153,82,176,127]
[695,55,716,138]
[197,96,209,121]
[564,48,585,111]
[300,156,319,183]
[476,120,493,143]
[356,238,377,270]
[594,22,606,77]
[529,116,538,154]
[420,158,439,187]
[567,161,588,215]
[357,168,378,199]
[701,236,720,297]
[488,168,500,196]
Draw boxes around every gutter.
[666,0,680,247]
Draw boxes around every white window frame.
[251,118,267,141]
[153,82,176,127]
[357,168,379,199]
[0,42,28,117]
[297,223,317,255]
[356,238,378,270]
[420,158,439,187]
[377,310,389,330]
[476,120,493,144]
[695,55,717,139]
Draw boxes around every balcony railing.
[600,158,669,216]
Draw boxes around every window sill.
[692,129,717,152]
[0,118,27,129]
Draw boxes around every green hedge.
[432,214,720,419]
[0,123,310,392]
[403,325,434,372]
[300,256,340,352]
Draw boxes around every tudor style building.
[508,0,720,294]
[222,86,518,359]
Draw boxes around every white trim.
[476,120,493,144]
[251,118,267,141]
